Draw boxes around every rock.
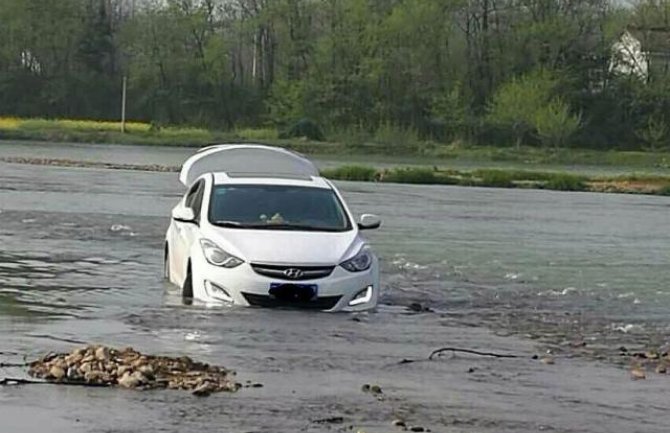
[361,384,371,392]
[392,419,406,428]
[655,364,667,374]
[409,427,425,432]
[118,373,141,389]
[131,371,148,385]
[631,367,646,380]
[407,303,433,313]
[540,356,555,365]
[645,351,659,360]
[84,371,104,383]
[66,367,80,380]
[42,352,59,363]
[192,382,217,397]
[138,365,155,380]
[370,385,383,395]
[312,416,344,424]
[27,345,238,395]
[49,366,66,381]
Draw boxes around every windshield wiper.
[239,222,342,231]
[212,220,245,228]
[213,221,343,232]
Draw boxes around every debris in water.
[312,416,344,424]
[630,367,646,380]
[27,345,242,396]
[540,356,555,365]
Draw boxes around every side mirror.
[172,206,196,223]
[358,214,381,230]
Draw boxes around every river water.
[0,142,669,433]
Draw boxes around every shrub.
[384,167,437,184]
[235,128,279,141]
[544,173,587,191]
[373,122,421,150]
[657,185,670,196]
[321,165,377,181]
[473,169,515,187]
[280,118,325,141]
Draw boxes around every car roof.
[211,172,333,189]
[180,144,320,186]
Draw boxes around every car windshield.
[208,184,351,232]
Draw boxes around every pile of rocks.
[28,345,240,396]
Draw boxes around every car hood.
[202,227,362,265]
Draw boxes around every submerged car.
[164,144,382,311]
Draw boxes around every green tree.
[487,69,558,149]
[533,99,582,150]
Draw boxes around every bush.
[657,185,670,196]
[235,128,279,141]
[473,169,515,187]
[373,123,421,150]
[544,173,587,191]
[384,167,437,184]
[280,118,325,141]
[321,165,377,181]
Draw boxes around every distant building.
[610,30,649,80]
[610,27,670,82]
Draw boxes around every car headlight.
[340,246,373,272]
[200,239,243,268]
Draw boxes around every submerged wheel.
[182,263,194,299]
[163,247,170,281]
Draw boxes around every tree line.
[1,0,670,150]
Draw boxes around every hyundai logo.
[283,268,304,279]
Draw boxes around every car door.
[171,179,206,285]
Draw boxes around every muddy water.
[1,151,669,432]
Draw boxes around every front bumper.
[190,257,379,312]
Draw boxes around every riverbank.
[1,117,670,170]
[2,154,669,196]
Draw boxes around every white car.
[164,144,381,312]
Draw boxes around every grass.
[321,165,377,181]
[1,116,670,195]
[322,165,670,195]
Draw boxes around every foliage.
[487,69,561,148]
[235,128,279,141]
[0,0,670,151]
[636,115,669,152]
[280,118,325,141]
[321,165,377,181]
[383,167,437,184]
[544,174,588,191]
[533,99,582,150]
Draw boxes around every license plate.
[269,283,318,302]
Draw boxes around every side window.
[184,180,205,220]
[184,181,201,208]
[191,184,205,220]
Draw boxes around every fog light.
[349,285,373,306]
[205,280,233,303]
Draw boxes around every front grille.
[250,263,335,281]
[242,293,342,310]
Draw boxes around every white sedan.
[164,145,381,312]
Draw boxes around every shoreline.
[2,154,669,196]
